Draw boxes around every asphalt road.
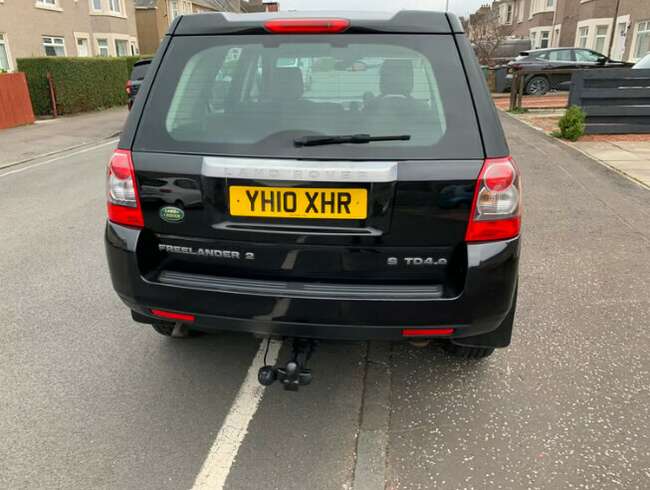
[1,115,649,490]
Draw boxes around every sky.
[279,0,489,18]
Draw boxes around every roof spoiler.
[169,10,464,36]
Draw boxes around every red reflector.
[151,309,195,322]
[402,328,455,337]
[264,18,350,34]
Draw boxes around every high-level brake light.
[106,149,144,228]
[465,157,522,242]
[264,18,350,34]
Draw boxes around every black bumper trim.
[157,270,443,301]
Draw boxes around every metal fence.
[569,68,650,134]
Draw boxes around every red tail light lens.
[466,157,521,242]
[264,18,350,34]
[151,309,195,322]
[106,149,144,228]
[402,328,455,337]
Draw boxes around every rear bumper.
[105,222,519,341]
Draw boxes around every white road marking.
[0,138,119,179]
[192,339,283,490]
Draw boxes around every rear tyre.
[152,323,175,337]
[151,323,203,338]
[525,76,550,96]
[442,343,495,359]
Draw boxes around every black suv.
[508,47,631,95]
[126,59,151,110]
[106,11,521,361]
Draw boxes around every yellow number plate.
[229,186,368,219]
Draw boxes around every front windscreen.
[134,34,483,160]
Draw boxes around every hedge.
[16,56,145,116]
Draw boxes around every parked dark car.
[126,59,152,110]
[105,11,520,379]
[507,47,632,95]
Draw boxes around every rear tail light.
[125,79,132,96]
[106,149,144,228]
[151,309,195,323]
[264,18,350,34]
[465,157,521,242]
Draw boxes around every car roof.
[525,47,574,53]
[171,10,464,36]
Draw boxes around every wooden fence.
[0,72,35,130]
[569,68,650,134]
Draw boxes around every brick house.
[0,0,140,72]
[488,0,649,61]
[134,0,241,54]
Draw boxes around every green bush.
[16,56,144,116]
[556,105,586,141]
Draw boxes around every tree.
[466,4,509,66]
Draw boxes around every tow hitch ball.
[258,338,316,391]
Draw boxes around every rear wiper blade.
[294,133,411,147]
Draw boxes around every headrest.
[270,67,304,100]
[380,59,414,97]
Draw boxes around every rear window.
[134,35,483,160]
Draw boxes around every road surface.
[1,115,648,489]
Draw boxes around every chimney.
[262,0,279,12]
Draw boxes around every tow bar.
[258,338,316,391]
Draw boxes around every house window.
[635,21,650,60]
[91,0,102,10]
[115,39,128,56]
[578,26,589,48]
[594,25,608,54]
[109,0,121,13]
[97,38,109,56]
[540,30,550,49]
[0,34,11,71]
[42,36,65,56]
[169,0,180,19]
[546,0,554,8]
[76,37,90,57]
[506,4,513,25]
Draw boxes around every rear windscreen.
[134,34,483,160]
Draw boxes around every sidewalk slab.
[0,106,127,168]
[572,142,645,162]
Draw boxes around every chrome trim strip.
[212,221,383,236]
[202,157,398,183]
[158,270,443,301]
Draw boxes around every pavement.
[0,106,128,169]
[570,140,650,189]
[496,101,650,189]
[1,114,649,490]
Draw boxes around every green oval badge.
[160,206,185,223]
